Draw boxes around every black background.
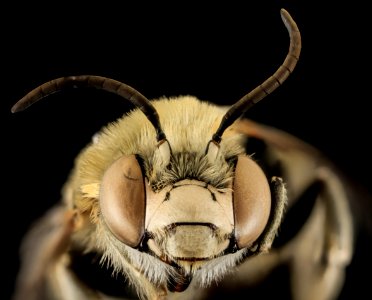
[2,1,371,299]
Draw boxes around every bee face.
[98,109,272,275]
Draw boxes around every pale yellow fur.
[64,96,244,217]
[62,96,247,299]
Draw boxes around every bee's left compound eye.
[233,155,271,249]
[100,155,145,248]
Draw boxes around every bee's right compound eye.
[100,155,145,248]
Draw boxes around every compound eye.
[233,155,271,249]
[100,155,145,247]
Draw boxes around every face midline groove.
[163,222,219,232]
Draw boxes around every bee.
[12,9,353,300]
